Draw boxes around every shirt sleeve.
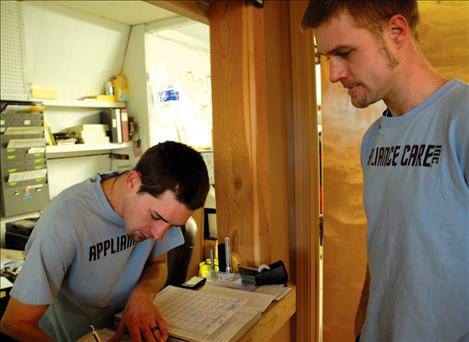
[10,208,76,305]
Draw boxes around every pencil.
[90,325,103,342]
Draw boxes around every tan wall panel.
[321,61,383,341]
[418,1,469,82]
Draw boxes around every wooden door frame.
[145,1,319,340]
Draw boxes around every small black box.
[5,218,38,250]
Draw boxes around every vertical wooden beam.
[289,1,320,341]
[210,1,319,340]
[209,0,273,266]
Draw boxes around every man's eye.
[151,213,160,221]
[337,50,352,58]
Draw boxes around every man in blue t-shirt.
[0,141,209,342]
[302,1,468,341]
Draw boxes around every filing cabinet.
[0,101,50,217]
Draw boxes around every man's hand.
[110,255,169,342]
[109,289,168,342]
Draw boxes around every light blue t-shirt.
[360,80,469,341]
[10,173,184,342]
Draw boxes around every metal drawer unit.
[0,101,50,217]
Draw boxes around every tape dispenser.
[238,260,288,286]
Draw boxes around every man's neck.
[385,50,447,116]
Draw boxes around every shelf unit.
[46,141,131,155]
[42,99,131,159]
[42,99,126,109]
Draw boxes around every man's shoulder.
[42,178,98,220]
[444,79,469,100]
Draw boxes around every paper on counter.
[254,284,292,301]
[1,276,13,290]
[201,283,275,312]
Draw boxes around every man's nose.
[329,58,347,83]
[151,222,171,240]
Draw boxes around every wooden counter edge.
[238,284,296,341]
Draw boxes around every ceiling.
[56,0,175,25]
[55,0,209,43]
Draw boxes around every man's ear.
[386,14,409,47]
[127,170,142,191]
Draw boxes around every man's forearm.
[0,298,51,342]
[1,321,53,342]
[131,260,168,300]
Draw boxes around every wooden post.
[210,1,319,340]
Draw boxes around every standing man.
[302,1,469,341]
[1,141,209,342]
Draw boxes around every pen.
[210,248,215,270]
[225,237,231,273]
[90,325,103,342]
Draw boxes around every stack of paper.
[67,124,110,145]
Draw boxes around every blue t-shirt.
[360,80,469,341]
[10,173,184,342]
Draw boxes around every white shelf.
[46,142,132,157]
[42,99,126,109]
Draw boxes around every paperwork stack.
[66,124,110,145]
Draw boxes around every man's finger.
[128,325,143,342]
[142,327,156,342]
[108,320,126,342]
[155,317,168,339]
[153,326,166,342]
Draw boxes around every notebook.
[77,285,264,342]
[154,285,262,342]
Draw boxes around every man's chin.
[351,99,369,108]
[128,233,144,242]
[350,95,379,109]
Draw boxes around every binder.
[120,108,129,142]
[100,109,122,143]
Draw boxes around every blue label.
[159,89,180,102]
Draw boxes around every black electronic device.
[181,276,206,290]
[5,217,38,250]
[239,260,288,286]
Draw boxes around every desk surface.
[0,248,25,261]
[240,284,296,341]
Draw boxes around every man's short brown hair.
[301,0,419,38]
[135,141,209,210]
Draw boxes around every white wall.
[145,32,212,149]
[20,2,133,201]
[23,1,130,100]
